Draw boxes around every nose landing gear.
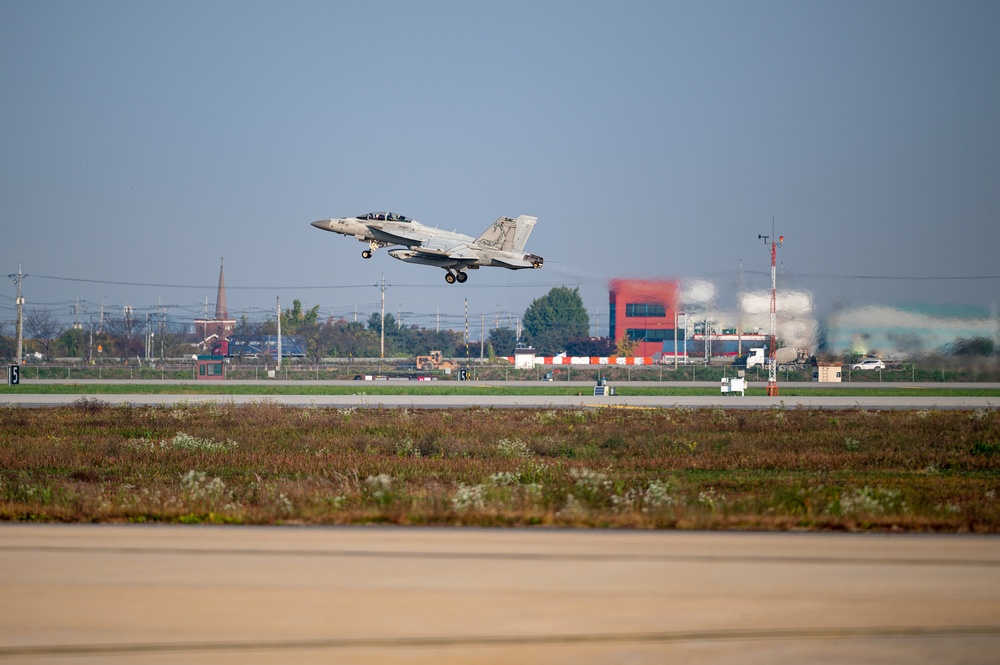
[444,270,468,284]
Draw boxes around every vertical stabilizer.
[512,215,537,252]
[475,216,518,252]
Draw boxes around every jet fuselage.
[311,211,542,284]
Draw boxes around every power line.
[31,273,574,290]
[740,270,1000,281]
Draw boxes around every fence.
[7,360,1000,383]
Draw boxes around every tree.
[324,319,380,358]
[24,308,63,358]
[565,336,617,357]
[0,320,13,360]
[488,327,518,356]
[950,337,994,356]
[58,328,86,358]
[280,300,320,334]
[366,312,397,335]
[522,287,589,355]
[103,313,143,360]
[229,316,263,361]
[616,335,638,358]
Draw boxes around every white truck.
[743,347,809,371]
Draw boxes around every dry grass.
[1,400,998,531]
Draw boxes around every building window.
[626,329,682,342]
[625,303,667,317]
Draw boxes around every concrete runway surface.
[4,393,1000,410]
[5,380,1000,409]
[1,525,998,664]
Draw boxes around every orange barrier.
[503,356,654,366]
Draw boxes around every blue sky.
[2,1,998,336]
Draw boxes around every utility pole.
[159,301,166,360]
[8,266,27,364]
[758,227,784,396]
[737,259,744,356]
[276,297,282,369]
[378,274,386,358]
[674,310,678,371]
[480,313,485,360]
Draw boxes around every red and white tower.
[758,232,783,396]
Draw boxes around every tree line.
[1,287,609,362]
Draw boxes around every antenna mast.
[376,274,386,359]
[276,297,282,369]
[758,228,783,396]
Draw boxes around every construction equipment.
[742,347,810,371]
[415,350,458,372]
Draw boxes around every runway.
[3,379,1000,409]
[3,391,999,409]
[1,525,998,664]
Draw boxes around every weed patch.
[0,404,998,530]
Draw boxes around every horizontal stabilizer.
[492,253,544,270]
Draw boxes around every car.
[851,358,885,371]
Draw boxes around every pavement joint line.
[3,545,999,567]
[2,626,999,658]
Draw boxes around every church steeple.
[215,257,228,321]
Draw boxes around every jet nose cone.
[311,219,332,231]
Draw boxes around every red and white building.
[608,279,682,359]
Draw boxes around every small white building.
[513,344,536,370]
[813,362,843,383]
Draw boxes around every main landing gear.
[444,270,468,284]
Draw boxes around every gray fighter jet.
[310,212,543,284]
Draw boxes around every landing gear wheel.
[444,272,456,284]
[455,271,468,283]
[362,250,372,259]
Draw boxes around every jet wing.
[408,243,480,263]
[366,226,432,246]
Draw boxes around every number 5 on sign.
[8,365,19,385]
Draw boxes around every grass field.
[1,400,998,530]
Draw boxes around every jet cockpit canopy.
[360,212,412,223]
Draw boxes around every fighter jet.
[310,212,543,284]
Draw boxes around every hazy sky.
[2,1,998,336]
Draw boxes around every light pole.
[758,231,783,396]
